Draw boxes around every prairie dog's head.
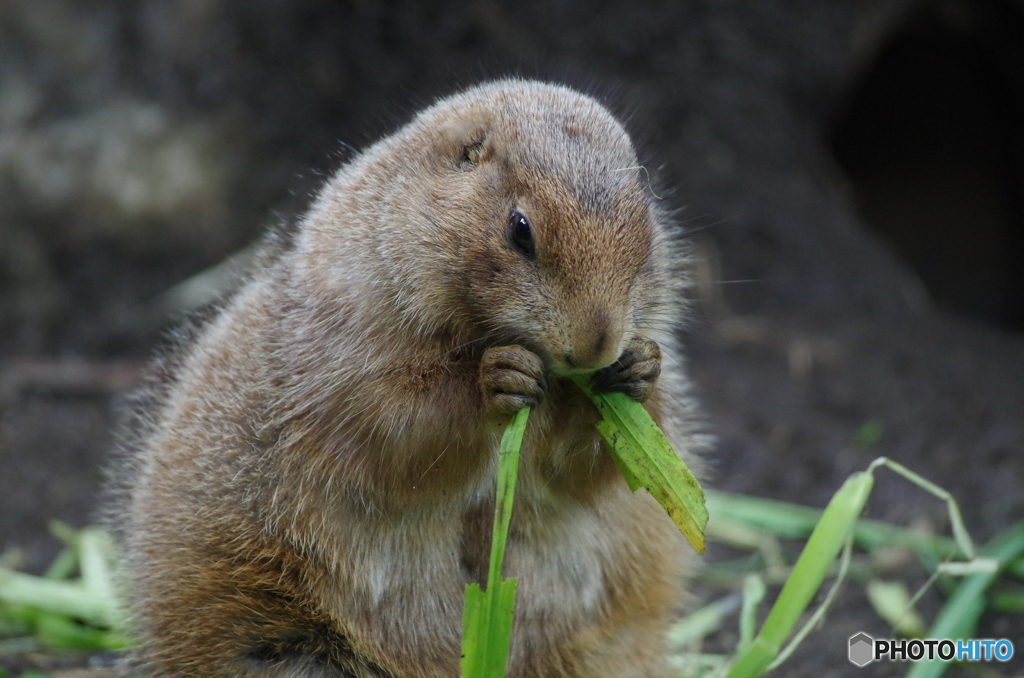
[308,80,665,375]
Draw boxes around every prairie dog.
[112,80,704,678]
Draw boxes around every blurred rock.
[1,96,246,251]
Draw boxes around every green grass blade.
[0,571,109,628]
[570,376,707,554]
[0,524,130,652]
[35,611,115,650]
[78,528,122,628]
[461,584,485,674]
[42,549,76,581]
[482,579,518,676]
[487,408,527,588]
[904,522,1024,678]
[461,406,529,678]
[666,593,741,650]
[738,575,766,654]
[595,421,642,491]
[865,579,926,637]
[725,471,874,678]
[989,590,1024,612]
[706,490,960,559]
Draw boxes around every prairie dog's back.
[112,80,703,678]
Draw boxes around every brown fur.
[110,80,706,678]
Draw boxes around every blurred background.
[0,0,1022,675]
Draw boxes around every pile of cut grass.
[0,523,125,677]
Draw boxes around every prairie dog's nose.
[563,309,623,372]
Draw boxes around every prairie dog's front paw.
[479,345,546,417]
[590,336,661,402]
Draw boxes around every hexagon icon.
[849,632,874,667]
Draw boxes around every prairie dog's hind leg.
[126,548,392,678]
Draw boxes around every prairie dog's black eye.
[507,210,535,259]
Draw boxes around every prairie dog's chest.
[313,480,620,676]
[326,447,616,604]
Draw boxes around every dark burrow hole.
[831,0,1024,332]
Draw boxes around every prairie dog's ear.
[436,113,494,171]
